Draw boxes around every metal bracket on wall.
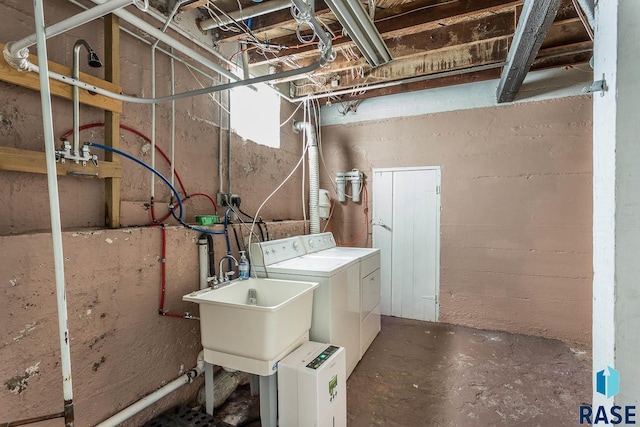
[584,74,608,96]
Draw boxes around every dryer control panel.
[250,236,305,266]
[303,232,336,254]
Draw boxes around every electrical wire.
[247,143,310,274]
[571,0,594,41]
[280,101,304,128]
[374,0,458,23]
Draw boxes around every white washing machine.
[251,237,361,377]
[301,233,382,358]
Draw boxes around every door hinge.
[436,185,440,195]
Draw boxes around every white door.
[372,167,440,321]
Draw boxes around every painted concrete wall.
[0,222,306,425]
[592,0,640,409]
[0,0,307,235]
[321,95,593,344]
[0,0,309,424]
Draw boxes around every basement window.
[230,83,280,148]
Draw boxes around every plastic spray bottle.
[239,251,250,280]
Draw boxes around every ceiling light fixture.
[324,0,392,67]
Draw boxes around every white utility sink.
[183,278,318,375]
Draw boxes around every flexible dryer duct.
[294,121,320,234]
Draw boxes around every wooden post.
[104,14,121,228]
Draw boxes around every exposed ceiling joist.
[170,0,590,100]
[496,0,563,103]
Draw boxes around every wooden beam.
[276,11,516,81]
[0,146,121,178]
[214,0,331,43]
[294,37,510,96]
[496,0,563,103]
[335,67,503,102]
[248,0,520,64]
[0,43,122,113]
[104,14,121,229]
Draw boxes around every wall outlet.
[217,193,241,207]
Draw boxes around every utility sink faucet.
[218,255,239,285]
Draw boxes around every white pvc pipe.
[199,238,209,289]
[150,47,157,200]
[198,0,291,31]
[89,0,241,83]
[170,52,176,188]
[294,121,320,234]
[33,0,75,413]
[95,351,205,427]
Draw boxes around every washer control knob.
[293,241,299,251]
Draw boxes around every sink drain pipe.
[96,351,205,427]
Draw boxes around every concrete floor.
[347,316,591,426]
[163,316,592,426]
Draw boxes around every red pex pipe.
[60,123,188,195]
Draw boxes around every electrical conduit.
[294,121,320,234]
[95,351,205,427]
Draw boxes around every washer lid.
[265,254,356,276]
[306,247,379,260]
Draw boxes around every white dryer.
[251,237,361,377]
[300,233,381,358]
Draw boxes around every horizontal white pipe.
[95,352,205,427]
[65,0,224,84]
[26,59,320,104]
[199,0,291,31]
[11,0,133,53]
[88,0,241,82]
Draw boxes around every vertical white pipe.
[226,90,231,194]
[170,51,176,188]
[150,47,156,200]
[33,0,74,412]
[198,238,209,289]
[218,91,224,194]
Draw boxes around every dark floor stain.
[92,356,106,372]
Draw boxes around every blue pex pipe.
[88,142,184,218]
[90,142,227,236]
